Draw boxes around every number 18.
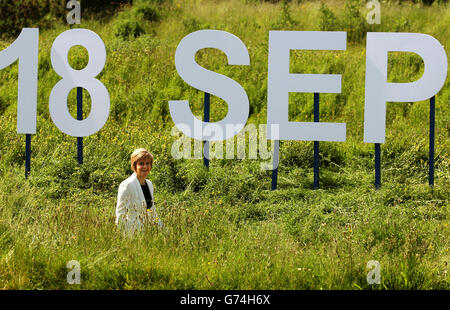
[0,28,110,137]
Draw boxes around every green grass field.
[0,0,448,289]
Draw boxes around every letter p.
[364,33,448,143]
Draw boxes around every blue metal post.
[77,87,83,165]
[271,140,279,191]
[25,134,31,178]
[313,93,319,189]
[429,96,435,187]
[203,92,210,168]
[271,165,278,190]
[375,143,381,189]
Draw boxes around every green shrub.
[135,4,159,22]
[318,1,368,43]
[270,0,297,29]
[114,19,145,40]
[176,161,209,192]
[0,0,65,39]
[342,0,368,43]
[80,0,132,13]
[0,0,133,39]
[319,3,341,31]
[152,153,186,192]
[182,17,210,33]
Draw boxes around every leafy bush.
[0,0,133,39]
[0,0,65,39]
[80,0,132,13]
[319,3,341,31]
[175,161,209,192]
[135,4,159,22]
[270,0,297,29]
[318,0,368,43]
[182,17,210,33]
[114,19,145,40]
[341,0,368,43]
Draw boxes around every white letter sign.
[0,28,38,134]
[49,29,110,137]
[267,31,347,141]
[364,33,448,143]
[169,30,250,141]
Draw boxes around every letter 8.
[49,29,109,137]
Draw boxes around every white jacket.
[115,173,162,233]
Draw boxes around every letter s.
[169,30,250,141]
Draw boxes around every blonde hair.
[130,148,153,172]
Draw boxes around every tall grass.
[0,0,448,289]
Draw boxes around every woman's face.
[135,158,152,179]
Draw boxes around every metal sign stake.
[203,92,210,168]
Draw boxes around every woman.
[115,148,163,233]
